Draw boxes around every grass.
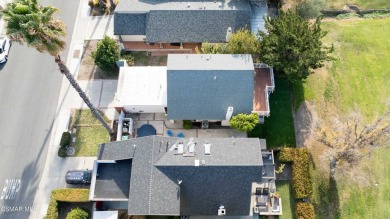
[299,19,390,218]
[275,181,296,219]
[326,0,390,9]
[248,77,296,148]
[70,109,110,156]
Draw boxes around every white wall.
[124,105,166,113]
[121,35,146,41]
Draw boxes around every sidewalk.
[29,0,117,218]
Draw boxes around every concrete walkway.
[29,0,117,218]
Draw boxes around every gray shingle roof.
[97,136,264,216]
[146,10,250,43]
[114,0,251,42]
[114,12,147,35]
[167,54,254,120]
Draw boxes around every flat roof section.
[116,66,167,107]
[94,159,132,200]
[253,67,272,112]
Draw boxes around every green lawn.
[326,0,390,9]
[275,181,296,219]
[248,77,296,148]
[70,109,111,156]
[300,19,390,218]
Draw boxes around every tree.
[227,28,259,58]
[66,207,88,219]
[195,42,228,54]
[92,35,120,75]
[317,109,390,175]
[230,113,259,132]
[258,10,333,83]
[1,0,113,134]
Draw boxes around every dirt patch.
[294,101,319,148]
[77,40,118,80]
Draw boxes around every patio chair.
[177,132,184,138]
[167,130,174,137]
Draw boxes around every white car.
[0,35,11,63]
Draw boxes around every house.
[114,0,267,52]
[114,54,274,126]
[89,136,282,217]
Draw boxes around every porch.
[253,65,275,117]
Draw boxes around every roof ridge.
[147,136,156,214]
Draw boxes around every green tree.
[66,207,88,219]
[92,35,120,75]
[1,0,113,134]
[258,10,333,83]
[227,28,259,58]
[195,42,228,54]
[230,113,259,132]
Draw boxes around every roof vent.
[218,205,226,216]
[204,143,211,155]
[226,27,232,42]
[187,3,190,8]
[219,2,222,7]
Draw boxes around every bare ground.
[77,40,118,80]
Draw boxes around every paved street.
[0,0,79,218]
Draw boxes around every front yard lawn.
[248,77,296,148]
[70,109,111,156]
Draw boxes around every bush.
[66,207,88,219]
[120,51,134,66]
[292,148,313,199]
[183,120,192,130]
[278,148,313,199]
[45,189,89,219]
[92,35,120,74]
[296,0,327,19]
[58,147,67,157]
[60,132,71,147]
[230,113,259,132]
[278,148,297,162]
[296,202,315,219]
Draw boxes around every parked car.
[65,170,92,184]
[0,35,11,63]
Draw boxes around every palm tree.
[1,0,114,134]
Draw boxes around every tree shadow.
[314,170,341,219]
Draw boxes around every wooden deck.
[122,42,200,56]
[253,68,272,112]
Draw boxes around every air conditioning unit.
[253,207,259,214]
[218,205,226,216]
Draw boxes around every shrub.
[92,35,120,74]
[230,113,259,132]
[45,189,89,219]
[296,202,315,219]
[278,148,313,199]
[278,148,297,162]
[120,51,134,66]
[66,207,88,219]
[292,148,313,198]
[296,0,327,19]
[58,147,67,157]
[60,132,71,147]
[183,120,192,130]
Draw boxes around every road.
[0,0,79,218]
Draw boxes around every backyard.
[298,19,390,218]
[248,76,296,148]
[69,109,111,156]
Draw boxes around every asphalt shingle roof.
[97,136,264,216]
[167,54,254,120]
[114,0,251,42]
[146,10,250,43]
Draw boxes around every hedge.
[183,120,192,130]
[60,132,71,148]
[278,147,297,162]
[46,189,90,219]
[296,202,315,219]
[58,147,67,157]
[279,148,313,199]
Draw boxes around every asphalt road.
[0,0,79,218]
